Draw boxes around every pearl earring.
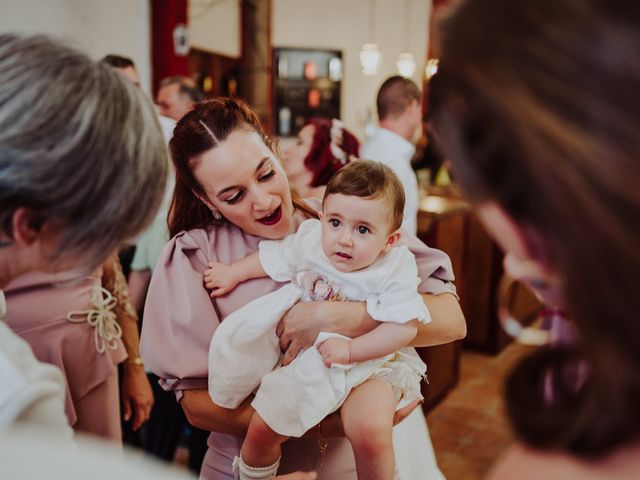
[212,209,222,221]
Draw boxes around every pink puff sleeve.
[403,231,458,297]
[140,225,281,392]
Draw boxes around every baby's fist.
[316,338,351,367]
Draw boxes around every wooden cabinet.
[416,195,470,412]
[459,214,541,353]
[414,193,542,410]
[459,214,508,353]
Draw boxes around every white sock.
[232,455,280,480]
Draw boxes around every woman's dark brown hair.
[168,97,316,237]
[430,0,640,457]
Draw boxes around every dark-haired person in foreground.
[430,0,640,478]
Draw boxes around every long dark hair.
[431,0,640,457]
[168,97,316,237]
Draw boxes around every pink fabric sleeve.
[140,230,216,391]
[402,230,458,297]
[140,226,282,392]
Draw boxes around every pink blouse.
[4,270,127,427]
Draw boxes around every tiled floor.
[426,342,533,480]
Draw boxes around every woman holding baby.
[140,97,465,479]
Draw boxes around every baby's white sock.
[232,456,280,480]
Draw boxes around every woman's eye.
[259,169,275,181]
[357,226,370,235]
[329,219,340,228]
[225,190,243,204]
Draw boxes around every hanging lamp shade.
[360,43,381,75]
[396,52,416,77]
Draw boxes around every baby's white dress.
[208,219,430,437]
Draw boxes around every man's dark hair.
[100,54,135,69]
[376,75,421,120]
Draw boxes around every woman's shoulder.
[488,444,640,480]
[162,224,261,267]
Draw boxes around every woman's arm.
[181,389,255,435]
[277,292,465,364]
[127,268,151,315]
[413,292,466,346]
[181,388,348,438]
[181,387,418,439]
[102,254,154,431]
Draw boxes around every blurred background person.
[156,75,204,121]
[430,0,640,478]
[361,76,423,236]
[282,118,359,199]
[101,54,141,87]
[0,32,166,442]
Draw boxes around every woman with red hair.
[283,118,360,199]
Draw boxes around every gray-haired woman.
[0,34,167,435]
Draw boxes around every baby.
[206,160,430,480]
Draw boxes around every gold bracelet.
[124,356,144,366]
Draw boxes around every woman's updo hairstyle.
[169,97,316,237]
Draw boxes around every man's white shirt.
[361,127,419,235]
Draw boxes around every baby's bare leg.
[241,412,289,468]
[341,378,397,480]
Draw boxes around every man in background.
[101,54,140,87]
[156,76,203,121]
[361,76,423,235]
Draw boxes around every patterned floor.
[427,342,533,480]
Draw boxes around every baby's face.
[320,193,397,272]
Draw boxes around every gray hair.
[0,34,168,270]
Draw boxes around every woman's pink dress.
[141,207,456,479]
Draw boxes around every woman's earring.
[211,209,223,221]
[497,273,552,346]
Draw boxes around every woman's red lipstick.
[257,205,282,225]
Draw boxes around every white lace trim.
[66,286,122,354]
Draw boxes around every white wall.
[273,0,430,140]
[0,0,151,93]
[189,0,241,58]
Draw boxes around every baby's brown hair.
[323,159,405,231]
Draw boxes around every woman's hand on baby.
[204,261,238,297]
[317,338,351,367]
[277,301,329,365]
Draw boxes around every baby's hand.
[204,262,239,297]
[317,338,351,367]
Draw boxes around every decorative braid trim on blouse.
[66,286,122,354]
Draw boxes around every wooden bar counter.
[416,193,471,412]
